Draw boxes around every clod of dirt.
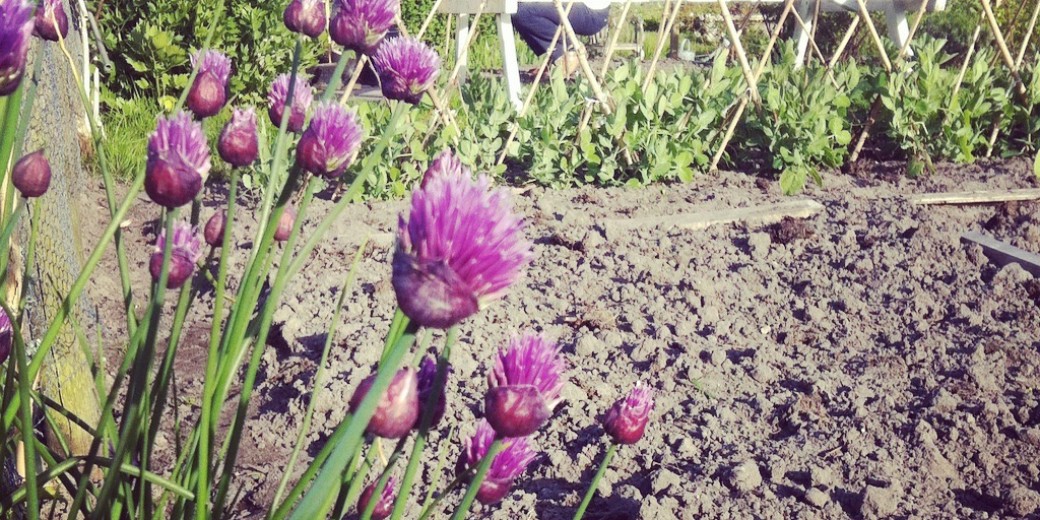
[1004,486,1040,517]
[747,232,771,260]
[803,487,828,509]
[810,466,836,490]
[769,216,814,245]
[984,201,1024,232]
[727,461,762,494]
[652,468,682,494]
[860,483,900,518]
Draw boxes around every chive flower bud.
[267,73,313,133]
[372,36,440,105]
[456,420,538,505]
[149,221,203,289]
[485,334,566,437]
[33,0,68,42]
[416,355,449,428]
[0,0,34,96]
[0,307,11,365]
[284,0,326,38]
[356,476,399,520]
[273,206,295,242]
[329,0,399,55]
[392,157,531,329]
[295,102,363,178]
[218,107,259,168]
[145,112,211,208]
[603,381,655,445]
[11,150,51,197]
[204,210,226,247]
[187,50,232,118]
[348,367,419,439]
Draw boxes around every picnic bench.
[439,0,948,109]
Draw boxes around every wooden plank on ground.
[910,188,1040,206]
[961,231,1040,277]
[603,199,825,237]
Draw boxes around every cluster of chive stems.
[0,0,657,518]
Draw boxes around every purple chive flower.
[33,0,68,42]
[284,0,326,38]
[268,73,313,133]
[603,381,655,445]
[457,420,538,505]
[11,150,51,198]
[329,0,399,55]
[149,221,204,289]
[372,37,440,105]
[0,306,11,365]
[145,112,212,208]
[203,210,226,247]
[296,102,363,178]
[349,367,419,439]
[416,355,450,428]
[187,50,232,118]
[485,334,567,437]
[392,167,532,329]
[218,107,259,168]
[356,476,399,520]
[421,149,465,189]
[0,0,34,96]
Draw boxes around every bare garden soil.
[82,160,1040,519]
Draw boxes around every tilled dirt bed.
[86,160,1040,519]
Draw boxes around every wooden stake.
[718,0,761,104]
[961,231,1040,277]
[598,0,637,79]
[856,0,892,72]
[603,199,825,235]
[911,188,1040,205]
[552,0,614,113]
[827,16,860,71]
[980,0,1028,97]
[1015,0,1040,69]
[643,0,685,92]
[709,0,795,172]
[495,3,576,167]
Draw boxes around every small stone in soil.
[653,468,682,494]
[804,487,828,508]
[860,484,899,518]
[727,461,763,495]
[747,232,771,260]
[1004,486,1040,517]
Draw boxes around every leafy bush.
[97,0,323,106]
[882,36,1007,166]
[741,43,861,194]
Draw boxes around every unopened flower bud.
[273,207,295,242]
[33,0,68,42]
[603,381,655,445]
[204,211,226,247]
[12,150,51,197]
[187,51,231,118]
[349,368,419,439]
[218,107,259,167]
[145,113,211,208]
[356,476,398,520]
[284,0,326,38]
[484,335,566,437]
[149,222,203,289]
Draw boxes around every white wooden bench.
[439,0,947,109]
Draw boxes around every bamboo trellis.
[364,0,1040,177]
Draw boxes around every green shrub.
[97,0,323,107]
[741,42,861,194]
